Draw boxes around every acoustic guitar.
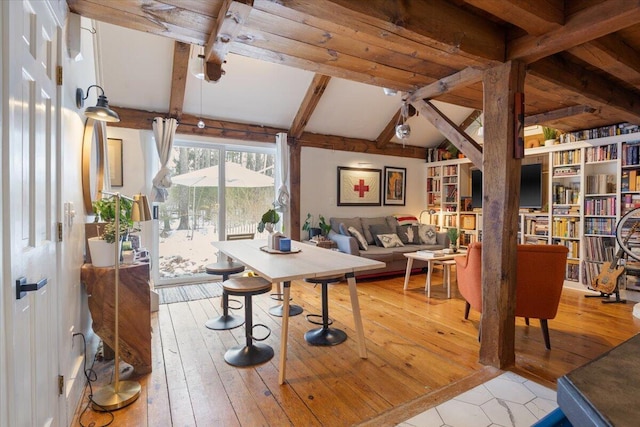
[592,222,640,294]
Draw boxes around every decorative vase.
[87,237,120,267]
[544,139,556,147]
[450,244,458,253]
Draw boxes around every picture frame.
[383,166,406,206]
[337,166,381,206]
[107,138,123,187]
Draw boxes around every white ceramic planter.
[544,139,556,146]
[87,237,119,267]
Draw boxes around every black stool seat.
[204,261,246,331]
[304,275,347,346]
[205,261,245,277]
[223,277,274,367]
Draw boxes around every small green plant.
[318,215,332,236]
[257,208,280,233]
[447,227,459,245]
[92,196,134,242]
[542,126,557,141]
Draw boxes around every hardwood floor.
[73,272,640,426]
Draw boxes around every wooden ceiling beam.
[168,41,191,120]
[67,0,213,45]
[258,0,504,64]
[289,74,331,139]
[508,1,640,63]
[524,105,597,126]
[463,0,564,35]
[529,55,640,123]
[296,132,425,160]
[107,106,286,143]
[433,109,482,148]
[203,0,253,82]
[411,100,483,168]
[407,67,484,103]
[376,110,402,149]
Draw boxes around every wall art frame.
[383,166,406,206]
[337,166,381,206]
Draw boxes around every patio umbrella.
[172,162,274,238]
[172,161,274,188]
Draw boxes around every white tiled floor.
[397,372,557,427]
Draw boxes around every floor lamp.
[92,191,152,411]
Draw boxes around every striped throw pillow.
[395,214,419,226]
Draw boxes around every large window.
[157,142,275,285]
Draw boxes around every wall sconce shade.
[76,85,120,123]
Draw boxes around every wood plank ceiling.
[67,0,640,157]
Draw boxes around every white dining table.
[212,239,385,384]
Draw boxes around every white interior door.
[3,1,60,426]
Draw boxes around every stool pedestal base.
[269,304,303,317]
[224,343,274,367]
[304,327,347,346]
[205,315,244,330]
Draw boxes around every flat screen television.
[471,163,543,209]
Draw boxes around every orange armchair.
[455,242,568,349]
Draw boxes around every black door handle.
[16,277,47,300]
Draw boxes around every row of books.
[621,169,640,191]
[552,149,581,166]
[443,165,458,176]
[583,235,615,262]
[584,196,616,216]
[427,180,441,192]
[584,217,616,235]
[621,194,640,215]
[552,218,581,238]
[553,166,580,177]
[553,205,580,215]
[553,183,580,205]
[585,174,615,194]
[584,144,618,162]
[561,123,640,143]
[566,260,580,281]
[523,217,549,236]
[620,142,640,166]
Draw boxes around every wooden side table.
[81,262,152,374]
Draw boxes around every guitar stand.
[585,290,626,304]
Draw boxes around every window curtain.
[151,117,178,202]
[275,132,290,233]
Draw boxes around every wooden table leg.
[445,263,451,298]
[346,273,367,358]
[403,257,414,290]
[425,260,433,297]
[278,281,291,385]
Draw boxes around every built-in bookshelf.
[424,124,640,298]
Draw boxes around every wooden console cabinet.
[81,263,152,374]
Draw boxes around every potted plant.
[302,213,332,239]
[447,227,460,253]
[302,213,321,239]
[87,196,134,267]
[542,127,557,146]
[257,207,280,233]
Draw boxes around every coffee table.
[403,250,467,298]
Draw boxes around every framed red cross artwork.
[337,166,381,206]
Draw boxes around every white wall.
[299,147,427,232]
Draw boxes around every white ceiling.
[95,21,476,148]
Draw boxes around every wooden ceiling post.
[480,60,525,369]
[290,140,301,241]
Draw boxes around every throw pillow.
[377,233,405,248]
[369,223,393,246]
[339,222,349,235]
[418,224,437,245]
[348,226,368,251]
[361,217,390,244]
[395,214,419,226]
[396,225,420,244]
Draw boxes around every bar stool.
[223,276,274,367]
[304,275,347,346]
[204,261,245,330]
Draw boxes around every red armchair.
[455,242,568,349]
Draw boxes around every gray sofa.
[327,215,450,278]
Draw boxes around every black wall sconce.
[76,85,120,122]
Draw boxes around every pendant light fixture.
[395,99,411,146]
[75,85,120,122]
[197,55,205,129]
